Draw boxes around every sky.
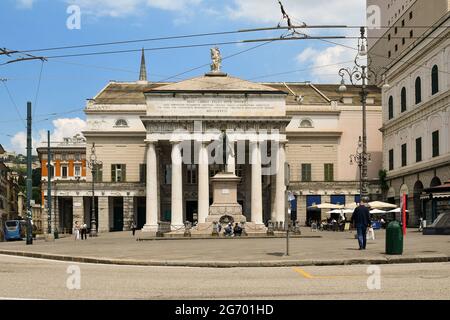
[0,0,366,154]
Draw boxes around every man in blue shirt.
[351,197,371,250]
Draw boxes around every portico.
[140,72,290,234]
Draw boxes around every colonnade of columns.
[142,138,286,232]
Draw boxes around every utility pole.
[285,163,290,256]
[26,102,33,245]
[46,130,54,240]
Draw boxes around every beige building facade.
[40,51,383,234]
[369,0,450,226]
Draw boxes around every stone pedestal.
[190,172,266,235]
[207,172,246,223]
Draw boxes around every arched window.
[300,119,313,128]
[388,96,394,119]
[415,77,422,104]
[401,87,407,112]
[431,65,439,95]
[115,119,128,127]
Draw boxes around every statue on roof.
[210,47,222,73]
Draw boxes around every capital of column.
[144,138,159,144]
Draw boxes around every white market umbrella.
[345,202,358,209]
[370,209,387,214]
[387,208,409,213]
[308,203,344,209]
[368,201,397,209]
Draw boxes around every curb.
[0,249,448,268]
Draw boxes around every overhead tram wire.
[1,80,26,128]
[39,36,347,60]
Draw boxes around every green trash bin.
[386,221,403,255]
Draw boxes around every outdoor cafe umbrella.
[308,203,344,209]
[387,208,409,213]
[370,209,387,214]
[345,202,358,209]
[368,201,398,209]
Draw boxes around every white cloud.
[226,0,365,26]
[66,0,203,17]
[50,117,87,142]
[296,45,357,82]
[9,117,86,154]
[16,0,36,9]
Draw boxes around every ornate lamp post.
[87,143,102,237]
[349,136,372,200]
[338,27,389,199]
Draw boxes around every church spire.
[139,48,147,82]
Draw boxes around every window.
[300,119,313,128]
[74,166,81,177]
[401,87,407,112]
[164,164,172,184]
[111,164,126,182]
[415,77,422,104]
[388,34,391,41]
[432,131,439,158]
[187,164,197,184]
[115,119,128,127]
[48,165,55,177]
[401,144,407,167]
[431,65,439,95]
[410,30,413,38]
[388,51,391,58]
[324,164,334,182]
[388,96,394,119]
[139,164,146,183]
[395,44,398,52]
[61,166,68,178]
[402,38,405,45]
[301,164,312,182]
[395,27,398,34]
[415,137,422,162]
[93,164,103,182]
[401,19,405,27]
[409,11,413,19]
[389,149,394,171]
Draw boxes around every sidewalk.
[0,228,449,267]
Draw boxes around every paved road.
[1,254,449,300]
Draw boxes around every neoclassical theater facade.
[40,51,383,234]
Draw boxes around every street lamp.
[349,136,372,201]
[87,143,102,237]
[338,27,389,199]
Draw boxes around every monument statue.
[210,47,222,73]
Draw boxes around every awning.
[432,193,450,199]
[420,193,450,200]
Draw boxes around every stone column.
[274,142,286,223]
[250,141,263,224]
[72,196,84,228]
[171,141,184,229]
[142,140,159,233]
[198,141,209,224]
[123,196,134,231]
[98,196,110,232]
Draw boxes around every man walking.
[351,198,371,250]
